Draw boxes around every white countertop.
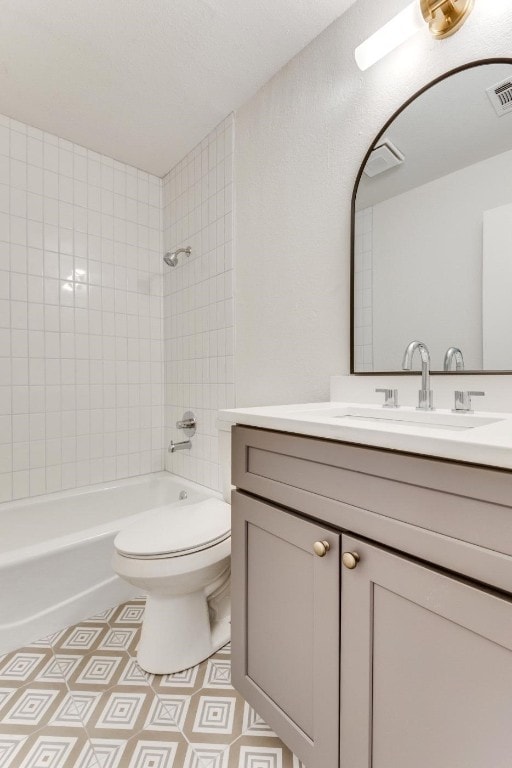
[218,402,512,471]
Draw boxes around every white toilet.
[112,426,232,675]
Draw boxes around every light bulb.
[355,1,424,72]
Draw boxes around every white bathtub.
[0,472,220,655]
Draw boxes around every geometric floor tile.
[183,743,229,768]
[2,688,60,726]
[36,655,82,683]
[74,655,125,687]
[242,703,277,737]
[98,629,138,653]
[144,695,189,732]
[18,734,77,767]
[110,604,145,626]
[204,659,232,689]
[237,745,283,768]
[126,739,179,768]
[117,659,154,688]
[0,653,47,684]
[94,692,147,731]
[0,735,26,767]
[51,692,102,728]
[193,696,237,735]
[88,738,127,768]
[0,599,302,768]
[58,627,105,651]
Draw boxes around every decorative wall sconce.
[355,0,475,71]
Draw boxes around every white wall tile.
[163,115,235,492]
[0,113,164,501]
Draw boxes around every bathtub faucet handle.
[176,411,197,436]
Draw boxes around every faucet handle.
[453,390,485,413]
[375,388,399,408]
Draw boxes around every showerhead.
[163,246,192,267]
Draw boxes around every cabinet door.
[340,534,512,768]
[232,491,340,768]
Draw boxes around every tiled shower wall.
[163,115,235,492]
[0,114,164,502]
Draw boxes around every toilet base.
[137,586,231,675]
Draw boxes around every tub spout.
[168,440,192,453]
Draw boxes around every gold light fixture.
[420,0,475,39]
[355,0,476,71]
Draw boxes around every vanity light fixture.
[355,0,475,71]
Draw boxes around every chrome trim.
[402,340,434,410]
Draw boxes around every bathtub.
[0,472,220,655]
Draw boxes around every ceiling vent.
[487,78,512,117]
[364,139,404,178]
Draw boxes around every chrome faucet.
[402,341,434,411]
[444,346,464,371]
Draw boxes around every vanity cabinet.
[341,534,512,768]
[231,491,341,767]
[230,425,512,768]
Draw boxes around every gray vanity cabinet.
[231,490,341,768]
[340,534,512,768]
[231,425,512,768]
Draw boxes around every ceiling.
[0,0,358,176]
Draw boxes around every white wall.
[234,0,512,406]
[162,116,235,492]
[0,115,164,502]
[371,148,512,371]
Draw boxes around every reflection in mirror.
[352,61,512,373]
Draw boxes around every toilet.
[112,425,232,675]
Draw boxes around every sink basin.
[283,405,504,432]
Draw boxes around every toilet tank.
[217,423,232,504]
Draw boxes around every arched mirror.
[351,59,512,374]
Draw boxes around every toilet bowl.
[112,425,233,675]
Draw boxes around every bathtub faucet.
[168,440,192,453]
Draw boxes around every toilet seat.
[114,497,231,560]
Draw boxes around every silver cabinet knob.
[313,541,330,557]
[342,552,360,570]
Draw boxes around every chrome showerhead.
[163,246,192,267]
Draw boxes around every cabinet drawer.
[232,425,512,561]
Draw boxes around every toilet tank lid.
[114,497,231,558]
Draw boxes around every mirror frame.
[350,57,512,376]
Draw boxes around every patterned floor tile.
[183,690,245,744]
[183,742,230,768]
[150,659,206,696]
[228,736,300,768]
[143,694,190,732]
[54,624,108,653]
[50,691,102,728]
[88,738,127,768]
[117,658,155,689]
[108,601,145,627]
[66,651,133,692]
[0,650,50,686]
[122,732,188,768]
[34,653,81,684]
[97,628,139,654]
[0,600,304,767]
[0,734,27,767]
[13,728,91,768]
[0,683,68,734]
[203,658,232,689]
[241,703,277,738]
